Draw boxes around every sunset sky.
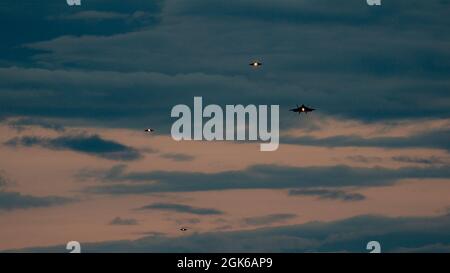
[0,0,449,252]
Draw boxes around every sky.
[0,0,449,252]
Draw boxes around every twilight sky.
[0,0,449,252]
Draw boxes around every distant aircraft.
[249,61,262,67]
[144,128,155,133]
[180,227,188,232]
[290,104,315,115]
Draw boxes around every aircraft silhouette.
[144,128,155,133]
[249,61,262,67]
[290,104,315,115]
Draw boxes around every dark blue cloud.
[137,203,223,215]
[0,0,448,127]
[0,191,73,211]
[283,129,450,151]
[289,188,366,202]
[346,155,382,164]
[0,168,72,211]
[11,214,450,252]
[392,156,447,165]
[4,134,142,161]
[170,0,395,25]
[0,0,163,64]
[82,164,450,194]
[160,153,195,162]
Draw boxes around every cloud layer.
[5,134,142,161]
[0,191,72,211]
[289,188,366,202]
[137,202,223,215]
[12,214,450,253]
[83,164,450,194]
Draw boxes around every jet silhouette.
[249,61,262,67]
[290,104,315,114]
[144,128,155,133]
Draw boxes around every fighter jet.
[144,128,155,133]
[290,104,315,115]
[249,61,262,67]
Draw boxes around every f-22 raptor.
[290,104,315,115]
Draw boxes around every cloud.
[50,10,156,24]
[392,156,448,165]
[12,214,450,253]
[289,188,366,202]
[166,0,395,26]
[0,191,73,211]
[160,153,195,162]
[4,134,142,161]
[346,155,382,164]
[109,217,139,226]
[0,170,71,211]
[0,67,276,131]
[0,0,448,128]
[7,117,65,132]
[283,129,450,151]
[137,202,223,215]
[0,1,163,61]
[53,11,130,21]
[392,244,450,253]
[174,218,201,225]
[83,164,450,194]
[76,164,128,182]
[243,213,296,226]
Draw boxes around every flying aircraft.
[144,128,155,133]
[249,61,262,67]
[290,104,315,114]
[180,227,188,232]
